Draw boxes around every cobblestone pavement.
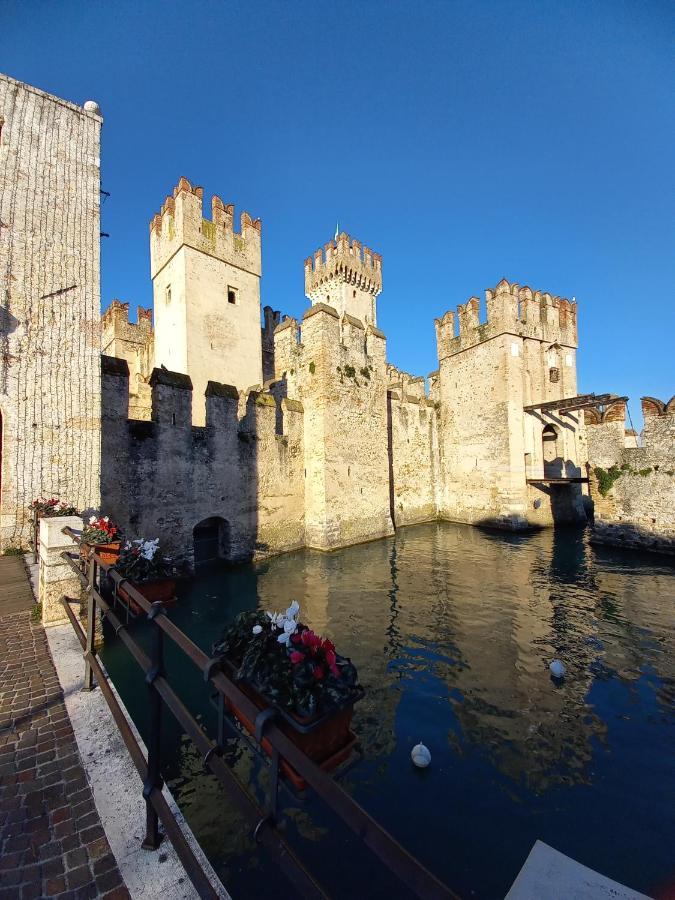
[0,606,131,900]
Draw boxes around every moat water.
[101,522,675,899]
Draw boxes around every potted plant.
[80,515,122,564]
[29,497,80,560]
[213,603,363,789]
[115,538,179,612]
[29,497,79,518]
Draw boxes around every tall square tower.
[0,74,102,547]
[304,232,382,327]
[149,177,263,424]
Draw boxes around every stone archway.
[193,516,230,566]
[542,424,562,478]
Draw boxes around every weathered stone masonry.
[100,358,306,564]
[0,74,102,548]
[586,396,675,554]
[435,279,586,529]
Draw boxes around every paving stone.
[0,609,127,898]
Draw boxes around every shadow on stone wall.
[100,357,264,570]
[590,521,675,558]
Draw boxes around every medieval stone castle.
[1,73,673,560]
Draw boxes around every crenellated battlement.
[303,232,382,327]
[102,300,153,339]
[435,277,578,361]
[641,396,675,418]
[386,364,429,401]
[103,357,303,437]
[272,302,386,399]
[149,176,261,279]
[304,232,382,298]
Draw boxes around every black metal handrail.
[60,526,460,900]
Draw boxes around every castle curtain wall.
[0,75,102,547]
[100,358,305,565]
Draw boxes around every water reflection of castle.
[256,523,674,790]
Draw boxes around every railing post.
[142,604,165,851]
[82,553,97,692]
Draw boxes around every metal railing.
[60,527,459,900]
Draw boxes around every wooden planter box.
[80,540,122,565]
[118,578,177,614]
[221,660,361,791]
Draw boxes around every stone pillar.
[39,516,84,627]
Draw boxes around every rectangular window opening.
[227,287,237,305]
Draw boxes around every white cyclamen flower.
[89,516,96,525]
[286,600,300,619]
[103,516,109,523]
[283,619,297,635]
[252,625,263,635]
[141,539,159,560]
[277,631,291,644]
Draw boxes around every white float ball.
[549,659,566,679]
[411,741,431,768]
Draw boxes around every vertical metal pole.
[83,553,96,692]
[142,610,164,850]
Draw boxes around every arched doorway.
[542,424,562,477]
[193,516,230,566]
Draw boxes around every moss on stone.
[594,465,623,497]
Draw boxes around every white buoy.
[549,659,566,680]
[411,741,431,768]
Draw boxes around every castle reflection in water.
[103,522,675,900]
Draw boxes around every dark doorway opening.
[193,516,230,566]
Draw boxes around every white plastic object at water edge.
[411,741,431,768]
[549,659,566,679]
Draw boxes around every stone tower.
[304,232,382,327]
[149,177,263,424]
[273,235,393,550]
[435,279,585,528]
[0,74,102,548]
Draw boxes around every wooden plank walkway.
[0,557,35,615]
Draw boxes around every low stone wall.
[589,462,675,555]
[588,397,675,555]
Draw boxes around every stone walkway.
[0,561,130,900]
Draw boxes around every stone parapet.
[304,232,382,300]
[435,278,578,361]
[38,516,83,626]
[150,176,261,279]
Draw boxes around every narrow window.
[165,285,172,304]
[0,116,4,143]
[227,287,237,305]
[549,367,559,383]
[353,290,356,298]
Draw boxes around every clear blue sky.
[3,0,674,427]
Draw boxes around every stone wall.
[100,357,305,565]
[274,304,394,550]
[587,396,675,554]
[101,300,153,419]
[388,390,439,526]
[0,74,102,548]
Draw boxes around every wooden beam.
[524,393,628,414]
